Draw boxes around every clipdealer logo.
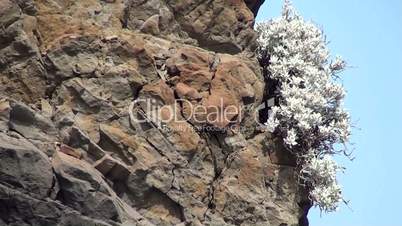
[128,98,268,133]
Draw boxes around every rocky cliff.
[0,0,310,225]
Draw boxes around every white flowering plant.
[255,0,351,212]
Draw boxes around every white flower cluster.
[301,154,344,212]
[256,0,351,212]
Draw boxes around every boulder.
[9,101,58,142]
[52,152,118,222]
[52,151,154,225]
[0,183,117,226]
[0,132,55,199]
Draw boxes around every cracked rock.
[0,0,310,225]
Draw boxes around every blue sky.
[256,1,402,226]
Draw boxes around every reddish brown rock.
[0,0,310,225]
[175,82,202,100]
[94,154,130,180]
[209,138,307,226]
[57,143,82,159]
[165,47,264,129]
[140,80,176,106]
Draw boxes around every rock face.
[0,0,310,226]
[124,0,261,53]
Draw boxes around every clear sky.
[256,1,402,226]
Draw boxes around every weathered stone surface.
[164,47,264,131]
[94,154,130,181]
[0,132,55,199]
[57,143,83,159]
[52,151,154,226]
[207,138,305,226]
[0,183,116,226]
[0,0,312,225]
[167,0,257,53]
[0,99,10,132]
[7,100,59,156]
[0,0,47,104]
[52,152,118,221]
[124,0,259,53]
[9,101,58,142]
